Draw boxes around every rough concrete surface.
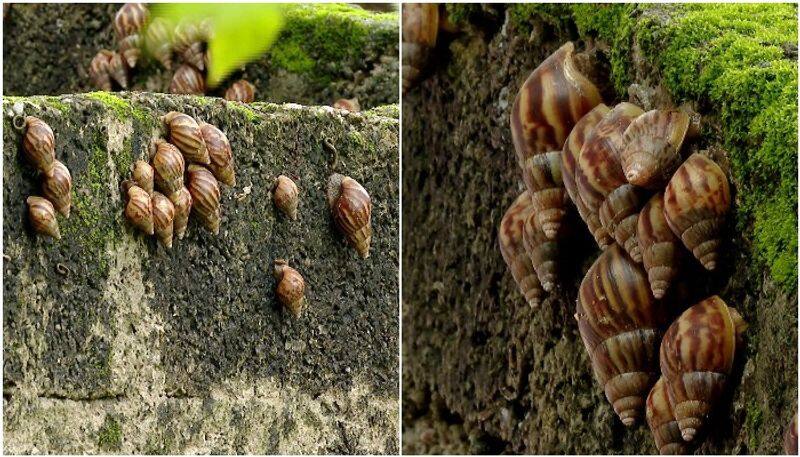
[3,92,399,454]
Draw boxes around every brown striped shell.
[511,42,602,167]
[521,151,567,239]
[107,50,129,89]
[576,243,665,427]
[577,102,647,262]
[41,160,72,218]
[499,191,545,307]
[522,209,558,292]
[187,164,221,234]
[327,173,372,258]
[162,112,210,164]
[273,259,306,318]
[333,98,360,112]
[118,33,141,68]
[26,196,61,239]
[273,175,299,220]
[168,186,192,240]
[659,295,746,442]
[132,159,154,195]
[664,153,731,271]
[89,50,113,91]
[224,80,256,103]
[170,64,206,95]
[151,191,175,248]
[646,377,690,455]
[785,412,798,455]
[198,122,235,186]
[152,139,185,195]
[562,103,612,249]
[621,109,691,189]
[143,17,174,70]
[125,185,154,235]
[173,19,209,54]
[401,3,439,92]
[181,41,206,71]
[22,116,56,177]
[638,193,682,299]
[114,3,148,39]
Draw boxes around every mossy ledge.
[3,92,399,454]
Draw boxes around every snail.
[273,259,306,318]
[170,64,206,95]
[143,17,174,69]
[224,79,256,103]
[41,160,72,218]
[186,164,221,235]
[646,377,690,455]
[124,184,154,235]
[637,192,683,299]
[659,295,746,442]
[152,139,185,195]
[401,3,439,92]
[327,173,373,258]
[168,186,192,240]
[785,412,798,455]
[577,102,647,262]
[273,175,299,220]
[576,243,666,427]
[521,209,558,292]
[151,191,175,248]
[107,50,129,89]
[162,111,210,165]
[562,104,612,249]
[663,153,730,271]
[118,33,142,69]
[172,19,210,55]
[180,41,206,72]
[198,122,235,186]
[26,196,61,239]
[620,109,693,189]
[22,116,56,177]
[131,160,154,195]
[333,98,360,112]
[498,191,544,307]
[114,3,148,40]
[524,151,567,239]
[89,50,114,91]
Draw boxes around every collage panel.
[401,3,798,455]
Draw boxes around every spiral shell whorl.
[187,164,221,235]
[125,185,154,235]
[522,210,558,292]
[168,186,192,240]
[152,139,185,195]
[401,3,439,92]
[499,191,545,307]
[27,196,61,239]
[170,64,206,95]
[638,193,681,299]
[328,174,372,258]
[523,151,567,239]
[114,3,148,39]
[224,80,256,103]
[274,175,299,220]
[162,112,210,165]
[273,259,306,318]
[646,377,690,455]
[23,116,56,177]
[41,160,72,218]
[199,122,235,186]
[152,191,175,248]
[621,109,690,189]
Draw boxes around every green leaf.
[151,3,286,87]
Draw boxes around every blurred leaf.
[151,3,286,87]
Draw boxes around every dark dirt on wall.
[402,4,797,455]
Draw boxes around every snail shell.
[152,139,185,195]
[498,191,544,308]
[173,19,209,54]
[521,209,558,292]
[107,50,129,89]
[162,112,210,165]
[785,412,798,455]
[224,80,256,103]
[333,98,360,112]
[664,153,731,271]
[620,109,691,189]
[198,122,235,186]
[523,150,567,239]
[511,41,602,165]
[151,191,175,248]
[327,173,373,258]
[401,3,438,92]
[89,50,113,91]
[273,259,306,318]
[118,33,142,68]
[114,3,148,39]
[659,295,746,442]
[26,196,61,239]
[125,185,154,235]
[181,41,206,71]
[578,102,646,262]
[638,193,682,299]
[131,159,154,195]
[187,164,221,235]
[22,116,56,177]
[646,377,690,455]
[41,160,72,218]
[170,64,206,95]
[273,175,299,220]
[168,186,192,240]
[143,17,174,70]
[563,104,612,248]
[576,243,666,426]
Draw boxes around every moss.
[84,92,151,125]
[744,400,764,451]
[365,104,399,119]
[507,4,574,36]
[444,4,484,28]
[227,102,261,124]
[97,415,122,451]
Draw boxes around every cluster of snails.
[122,111,234,247]
[500,42,745,453]
[17,116,72,240]
[89,3,256,103]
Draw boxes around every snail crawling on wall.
[327,173,373,259]
[499,41,747,452]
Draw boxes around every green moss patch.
[97,415,122,451]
